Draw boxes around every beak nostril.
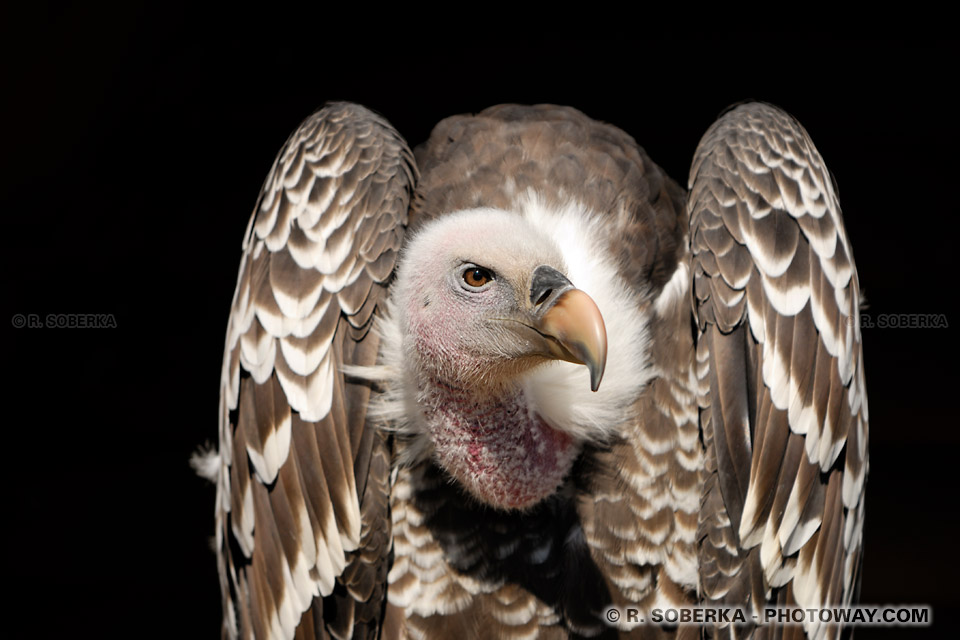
[530,265,574,306]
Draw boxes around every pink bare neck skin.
[401,251,580,510]
[422,380,579,510]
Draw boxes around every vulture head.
[385,206,643,510]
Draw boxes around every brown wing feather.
[690,103,868,639]
[213,103,416,639]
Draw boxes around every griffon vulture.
[194,102,867,639]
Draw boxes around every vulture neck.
[420,376,580,510]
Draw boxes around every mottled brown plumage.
[199,102,867,639]
[691,104,867,640]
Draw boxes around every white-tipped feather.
[279,333,330,377]
[264,215,294,254]
[245,443,275,486]
[271,276,326,321]
[312,518,338,596]
[760,274,810,316]
[231,483,255,558]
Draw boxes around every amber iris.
[463,267,493,288]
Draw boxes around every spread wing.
[211,103,415,639]
[690,103,868,639]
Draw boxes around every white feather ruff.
[516,194,652,442]
[344,193,652,451]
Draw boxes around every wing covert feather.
[214,103,416,639]
[690,103,867,640]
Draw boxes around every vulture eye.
[462,266,494,289]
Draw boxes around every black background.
[5,9,957,638]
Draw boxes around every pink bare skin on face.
[398,212,586,510]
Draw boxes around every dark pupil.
[467,268,488,286]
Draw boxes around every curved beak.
[537,288,608,392]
